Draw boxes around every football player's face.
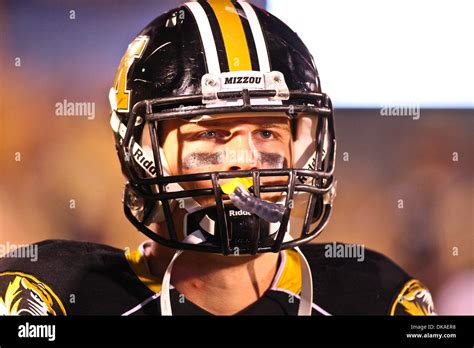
[160,113,293,205]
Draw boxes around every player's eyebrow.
[180,120,290,132]
[253,122,290,130]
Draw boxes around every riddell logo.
[229,210,251,217]
[133,148,156,175]
[224,76,262,84]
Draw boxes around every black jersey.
[0,240,435,316]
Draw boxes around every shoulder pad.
[0,240,124,315]
[299,242,431,315]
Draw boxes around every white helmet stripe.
[185,2,221,75]
[238,1,271,72]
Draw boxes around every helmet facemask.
[111,77,336,255]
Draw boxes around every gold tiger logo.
[0,272,66,316]
[391,279,436,315]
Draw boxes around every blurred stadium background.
[0,0,472,314]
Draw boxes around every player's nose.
[225,133,258,171]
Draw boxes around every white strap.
[161,232,313,316]
[160,231,207,316]
[295,246,313,316]
[159,249,183,316]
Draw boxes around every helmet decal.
[111,35,149,112]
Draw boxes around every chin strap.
[160,232,313,316]
[160,230,207,316]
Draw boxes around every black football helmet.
[110,0,336,255]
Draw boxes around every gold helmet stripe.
[207,0,252,72]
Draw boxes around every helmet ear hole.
[123,183,146,222]
[123,182,158,224]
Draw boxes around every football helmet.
[110,0,336,256]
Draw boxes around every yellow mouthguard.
[220,177,253,195]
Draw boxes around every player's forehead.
[163,112,291,132]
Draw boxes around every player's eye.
[199,130,217,138]
[257,130,273,139]
[197,129,230,140]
